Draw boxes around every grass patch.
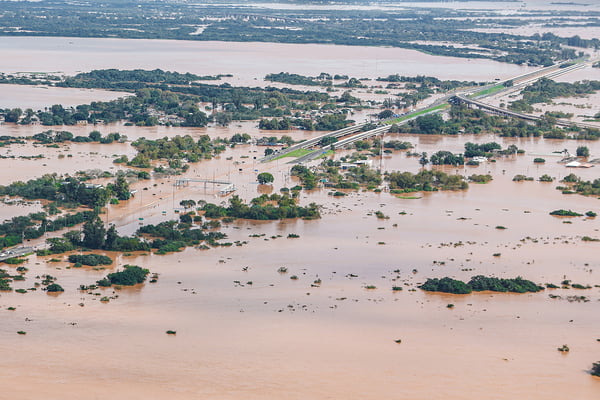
[273,148,312,160]
[383,104,449,125]
[470,84,504,98]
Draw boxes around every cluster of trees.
[0,174,129,208]
[407,114,445,134]
[97,265,149,287]
[60,69,225,89]
[31,130,124,144]
[469,174,493,183]
[2,71,339,127]
[380,76,486,109]
[1,88,210,127]
[290,165,318,189]
[127,135,226,166]
[560,174,600,196]
[0,210,94,249]
[259,118,305,130]
[260,114,352,131]
[265,72,325,87]
[0,268,22,291]
[201,194,320,221]
[0,66,363,129]
[68,254,112,266]
[429,151,465,166]
[419,105,600,140]
[45,216,149,254]
[386,170,468,192]
[419,275,543,294]
[549,209,583,217]
[137,220,228,254]
[377,75,480,90]
[384,140,413,150]
[464,142,502,157]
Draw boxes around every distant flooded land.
[0,1,599,400]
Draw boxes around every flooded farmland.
[0,33,599,400]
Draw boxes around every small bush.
[3,258,26,265]
[46,283,64,292]
[550,209,582,217]
[68,254,113,266]
[591,362,600,377]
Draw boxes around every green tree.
[82,216,106,249]
[111,176,131,201]
[576,146,590,157]
[88,130,102,141]
[257,172,274,185]
[4,108,22,123]
[415,114,444,134]
[179,199,197,210]
[105,225,118,250]
[319,136,338,147]
[378,109,394,119]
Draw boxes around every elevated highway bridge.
[262,57,597,165]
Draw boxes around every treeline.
[259,113,352,131]
[0,174,132,208]
[31,130,124,144]
[510,78,600,112]
[377,74,480,91]
[0,1,591,65]
[404,105,600,140]
[138,220,227,254]
[201,194,321,220]
[59,69,228,88]
[265,72,325,86]
[126,135,226,166]
[42,216,149,254]
[0,211,95,249]
[419,275,543,294]
[386,170,468,192]
[1,70,343,127]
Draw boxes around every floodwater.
[0,36,538,85]
[1,124,599,399]
[0,84,130,110]
[0,36,599,400]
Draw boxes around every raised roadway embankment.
[0,246,34,262]
[260,123,368,162]
[264,58,596,165]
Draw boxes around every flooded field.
[0,84,130,110]
[0,35,599,400]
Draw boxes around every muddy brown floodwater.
[1,35,600,400]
